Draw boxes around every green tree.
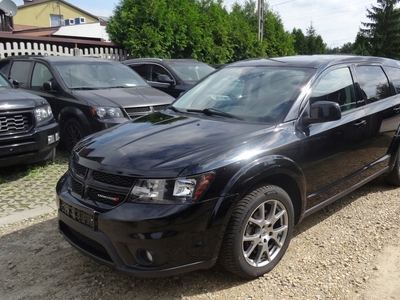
[359,0,400,58]
[352,33,372,56]
[263,8,296,57]
[228,2,261,61]
[292,28,307,54]
[305,23,326,54]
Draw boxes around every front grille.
[153,104,169,111]
[72,161,88,178]
[0,112,32,134]
[71,177,84,196]
[92,170,135,187]
[69,161,134,209]
[125,106,151,117]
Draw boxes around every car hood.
[0,89,47,109]
[75,112,278,177]
[72,86,174,107]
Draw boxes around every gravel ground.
[0,176,399,300]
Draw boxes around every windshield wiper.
[70,86,98,90]
[168,105,184,113]
[186,108,245,120]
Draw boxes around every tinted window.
[384,66,400,94]
[356,65,390,103]
[10,61,32,88]
[310,67,357,112]
[31,63,53,91]
[149,65,173,82]
[130,64,147,79]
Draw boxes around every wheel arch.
[209,155,307,257]
[58,106,92,136]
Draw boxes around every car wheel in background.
[63,118,84,153]
[219,185,294,279]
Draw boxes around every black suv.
[122,58,215,98]
[0,56,174,152]
[0,72,59,167]
[57,55,400,279]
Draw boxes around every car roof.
[227,55,400,70]
[122,58,201,64]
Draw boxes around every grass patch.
[0,150,69,185]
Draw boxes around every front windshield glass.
[167,62,215,82]
[0,73,11,89]
[54,61,149,89]
[173,66,314,123]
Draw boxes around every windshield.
[173,66,314,123]
[167,62,215,82]
[53,61,149,89]
[0,73,11,89]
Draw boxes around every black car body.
[0,56,174,152]
[0,72,59,167]
[122,58,215,98]
[56,55,400,279]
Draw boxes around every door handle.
[394,106,400,113]
[353,120,367,128]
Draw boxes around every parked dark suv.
[122,58,215,98]
[56,55,400,279]
[0,72,59,167]
[0,56,174,152]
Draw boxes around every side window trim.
[148,63,175,84]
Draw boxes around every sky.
[12,0,382,48]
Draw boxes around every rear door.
[354,64,400,172]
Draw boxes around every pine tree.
[359,0,400,59]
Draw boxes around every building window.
[50,14,63,27]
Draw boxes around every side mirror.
[43,80,57,92]
[302,101,341,125]
[12,79,19,88]
[157,74,174,84]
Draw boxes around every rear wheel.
[219,185,294,279]
[63,118,84,153]
[385,147,400,186]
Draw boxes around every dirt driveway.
[0,176,399,300]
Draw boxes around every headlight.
[91,106,124,119]
[34,105,53,124]
[129,172,215,204]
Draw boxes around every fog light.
[55,132,60,141]
[137,249,157,265]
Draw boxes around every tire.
[46,148,56,164]
[385,147,400,186]
[219,185,294,279]
[62,118,84,153]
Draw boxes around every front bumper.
[0,120,59,167]
[56,177,222,277]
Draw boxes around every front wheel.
[62,118,84,153]
[219,185,294,279]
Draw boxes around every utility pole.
[258,0,264,41]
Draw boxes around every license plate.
[60,199,95,229]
